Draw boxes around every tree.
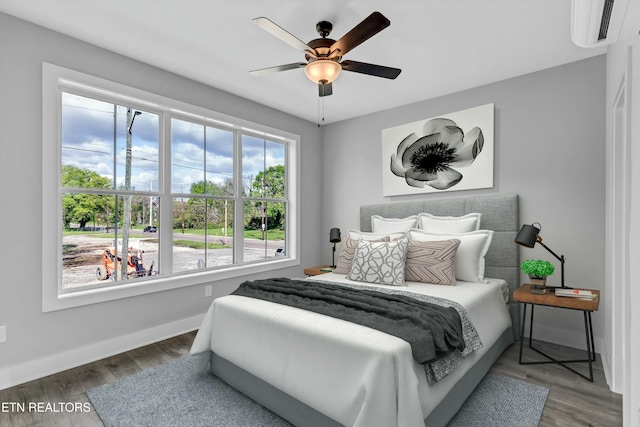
[173,179,234,230]
[61,165,111,228]
[248,165,285,231]
[250,165,284,198]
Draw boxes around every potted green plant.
[520,259,555,286]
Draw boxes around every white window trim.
[42,62,300,312]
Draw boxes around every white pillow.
[348,238,409,286]
[371,215,418,234]
[347,229,406,241]
[407,229,493,283]
[417,213,482,233]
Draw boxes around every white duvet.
[190,273,512,427]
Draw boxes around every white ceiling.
[0,0,606,124]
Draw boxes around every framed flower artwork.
[381,103,494,196]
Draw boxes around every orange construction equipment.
[96,246,154,281]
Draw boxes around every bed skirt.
[208,327,514,427]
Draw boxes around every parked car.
[143,226,157,233]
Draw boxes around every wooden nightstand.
[514,284,600,381]
[303,265,333,276]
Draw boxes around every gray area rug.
[87,357,548,427]
[447,372,549,427]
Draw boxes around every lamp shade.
[514,223,541,248]
[304,60,342,84]
[329,228,341,243]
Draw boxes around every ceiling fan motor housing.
[305,37,340,61]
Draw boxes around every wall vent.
[598,0,615,40]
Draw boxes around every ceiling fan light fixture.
[304,59,342,84]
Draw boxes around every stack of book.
[555,288,595,300]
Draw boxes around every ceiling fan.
[249,11,401,97]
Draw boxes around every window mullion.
[159,111,173,274]
[233,129,244,264]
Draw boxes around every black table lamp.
[329,228,341,268]
[515,222,570,289]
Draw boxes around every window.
[43,63,299,311]
[170,118,236,274]
[60,94,160,289]
[241,135,287,263]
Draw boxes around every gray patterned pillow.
[405,239,461,285]
[348,238,409,286]
[333,236,390,275]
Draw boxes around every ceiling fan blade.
[318,82,333,97]
[253,17,317,57]
[329,12,390,58]
[249,63,306,76]
[341,60,401,79]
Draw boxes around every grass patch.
[173,240,228,250]
[173,229,284,241]
[63,228,284,241]
[62,231,143,239]
[244,230,285,240]
[174,228,233,237]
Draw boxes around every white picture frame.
[382,103,494,196]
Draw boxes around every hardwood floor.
[0,332,622,426]
[490,339,622,427]
[0,332,196,427]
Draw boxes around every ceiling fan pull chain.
[317,97,325,127]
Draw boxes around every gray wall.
[321,56,607,350]
[0,12,322,384]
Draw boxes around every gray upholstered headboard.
[360,193,521,339]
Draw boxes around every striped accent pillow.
[405,239,461,285]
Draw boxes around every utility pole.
[149,179,153,226]
[121,108,141,280]
[181,184,185,234]
[105,197,109,232]
[224,199,228,243]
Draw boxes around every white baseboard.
[1,313,204,391]
[0,368,9,390]
[600,354,616,392]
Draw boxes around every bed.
[190,193,520,427]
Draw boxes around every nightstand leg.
[528,304,535,348]
[519,304,527,363]
[588,311,596,361]
[584,311,594,381]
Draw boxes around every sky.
[61,92,285,195]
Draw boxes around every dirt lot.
[61,234,281,289]
[62,234,159,288]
